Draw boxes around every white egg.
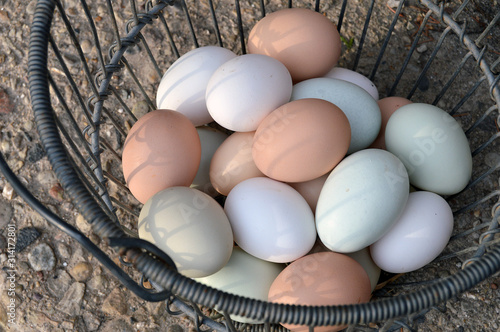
[324,67,379,100]
[370,191,453,273]
[316,149,409,253]
[291,77,381,154]
[156,46,237,126]
[206,54,293,132]
[224,177,316,263]
[194,247,284,323]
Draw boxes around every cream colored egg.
[191,127,228,196]
[195,247,284,323]
[138,187,234,278]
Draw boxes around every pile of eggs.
[121,7,473,329]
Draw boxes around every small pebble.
[56,282,85,316]
[47,269,72,298]
[0,201,13,228]
[100,318,134,332]
[2,183,14,200]
[0,9,10,23]
[64,84,73,100]
[417,44,428,53]
[87,274,109,292]
[26,143,45,163]
[26,0,37,15]
[1,141,10,154]
[48,183,64,202]
[56,242,72,260]
[101,287,128,315]
[0,87,14,113]
[386,0,401,8]
[16,227,41,252]
[35,169,57,187]
[76,213,92,234]
[67,7,78,16]
[132,100,150,119]
[83,311,101,331]
[18,261,30,272]
[491,283,498,290]
[15,284,23,293]
[97,4,107,17]
[28,243,56,271]
[62,320,75,329]
[80,39,93,54]
[485,152,500,168]
[70,262,93,282]
[120,89,129,100]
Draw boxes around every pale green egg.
[194,247,284,324]
[385,103,472,195]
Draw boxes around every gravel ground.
[0,0,499,331]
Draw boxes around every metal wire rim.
[25,0,500,329]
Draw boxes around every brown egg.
[252,98,350,183]
[122,109,201,204]
[247,8,341,83]
[288,173,329,212]
[369,96,412,149]
[209,131,265,196]
[268,252,371,332]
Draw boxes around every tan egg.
[209,131,265,196]
[122,109,201,204]
[288,172,329,212]
[369,96,412,149]
[268,252,371,332]
[247,8,341,83]
[252,98,350,183]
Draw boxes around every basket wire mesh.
[0,0,497,330]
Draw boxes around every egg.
[122,109,201,204]
[268,252,371,332]
[191,127,228,196]
[209,131,266,196]
[248,8,341,83]
[194,247,284,323]
[308,240,381,291]
[370,191,454,273]
[206,54,292,132]
[369,96,413,150]
[224,177,316,263]
[288,173,329,212]
[291,77,381,154]
[385,103,472,195]
[138,186,233,278]
[345,248,381,291]
[156,46,237,126]
[316,149,410,253]
[324,67,379,100]
[252,98,350,182]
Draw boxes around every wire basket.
[6,0,498,330]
